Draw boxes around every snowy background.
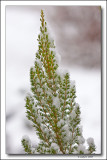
[6,6,101,154]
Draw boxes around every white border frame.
[1,1,106,159]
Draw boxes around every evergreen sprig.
[21,10,96,154]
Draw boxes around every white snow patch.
[70,110,76,119]
[36,116,42,124]
[53,96,60,107]
[78,136,85,144]
[51,143,59,150]
[37,87,42,92]
[77,144,87,153]
[87,137,95,146]
[57,119,64,127]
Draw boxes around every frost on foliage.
[22,135,31,146]
[56,67,68,78]
[70,110,76,119]
[78,136,85,144]
[51,143,59,150]
[87,137,95,146]
[57,119,65,127]
[87,137,96,153]
[53,96,60,108]
[36,116,42,124]
[21,10,96,155]
[77,144,88,154]
[21,135,32,154]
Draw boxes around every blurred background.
[6,6,101,154]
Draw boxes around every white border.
[1,1,106,159]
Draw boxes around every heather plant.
[21,10,96,154]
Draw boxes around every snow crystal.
[56,67,67,78]
[46,88,52,95]
[66,104,70,108]
[53,96,60,107]
[57,119,64,127]
[36,116,42,124]
[87,137,95,146]
[51,143,59,150]
[61,124,69,137]
[70,110,76,119]
[43,127,50,135]
[36,59,42,67]
[78,136,85,144]
[37,87,42,92]
[65,109,69,113]
[77,144,86,153]
[65,132,72,142]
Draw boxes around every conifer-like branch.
[21,10,96,154]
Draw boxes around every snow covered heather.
[6,6,101,154]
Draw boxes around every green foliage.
[21,10,96,154]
